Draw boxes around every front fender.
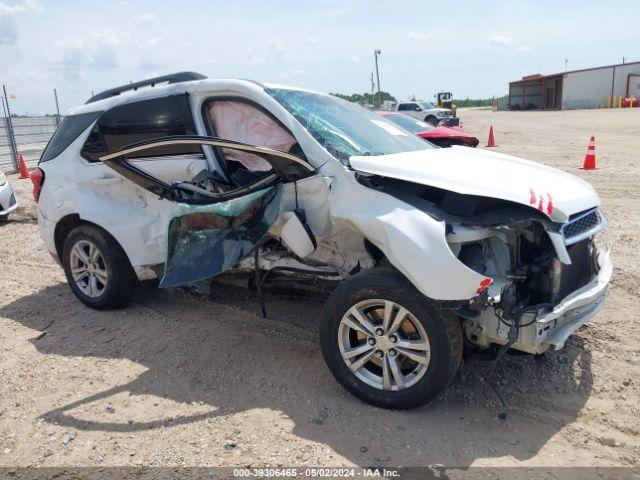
[329,175,488,301]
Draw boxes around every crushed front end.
[359,173,612,355]
[448,205,611,354]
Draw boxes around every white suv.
[396,101,453,125]
[34,72,612,409]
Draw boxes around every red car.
[377,111,479,148]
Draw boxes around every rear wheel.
[62,225,137,309]
[425,115,438,126]
[320,269,463,409]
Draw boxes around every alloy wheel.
[69,240,108,298]
[337,299,431,391]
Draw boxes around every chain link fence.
[1,115,58,173]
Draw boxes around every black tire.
[62,224,137,310]
[320,268,462,409]
[425,115,438,126]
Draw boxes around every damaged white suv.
[34,72,612,409]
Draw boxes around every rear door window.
[81,94,201,161]
[40,111,102,163]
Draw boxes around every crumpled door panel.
[161,185,282,288]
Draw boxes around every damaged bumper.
[0,182,18,217]
[520,248,612,352]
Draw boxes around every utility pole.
[370,73,375,106]
[53,88,61,126]
[374,49,382,109]
[2,85,19,171]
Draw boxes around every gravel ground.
[0,107,639,468]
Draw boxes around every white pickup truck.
[395,101,454,126]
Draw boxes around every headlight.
[0,171,6,186]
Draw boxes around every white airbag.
[279,212,316,258]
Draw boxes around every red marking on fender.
[476,278,493,294]
[529,188,537,204]
[547,194,553,215]
[537,197,544,212]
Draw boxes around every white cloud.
[53,28,124,80]
[349,55,361,63]
[0,0,42,45]
[517,44,534,52]
[90,44,118,70]
[244,38,285,64]
[405,31,434,41]
[0,0,43,15]
[282,69,306,80]
[305,36,318,46]
[488,35,512,47]
[0,13,18,44]
[54,37,84,49]
[146,36,160,47]
[135,13,155,25]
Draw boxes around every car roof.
[66,76,320,116]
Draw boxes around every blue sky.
[0,0,637,114]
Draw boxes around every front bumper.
[519,248,612,352]
[0,181,19,216]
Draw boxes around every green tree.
[330,91,397,106]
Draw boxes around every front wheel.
[320,269,463,409]
[425,115,438,126]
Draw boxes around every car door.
[406,103,422,120]
[98,135,316,288]
[74,94,211,270]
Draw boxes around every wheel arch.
[54,214,131,267]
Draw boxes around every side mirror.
[415,106,422,111]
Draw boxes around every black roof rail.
[86,71,207,104]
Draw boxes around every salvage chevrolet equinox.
[34,72,612,409]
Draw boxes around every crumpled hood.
[350,146,600,223]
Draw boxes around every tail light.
[30,167,44,202]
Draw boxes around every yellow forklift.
[435,91,459,127]
[436,92,457,116]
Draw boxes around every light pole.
[374,49,382,108]
[370,72,375,106]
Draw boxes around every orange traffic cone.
[18,153,30,179]
[581,136,597,170]
[486,126,497,147]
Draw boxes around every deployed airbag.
[208,101,297,172]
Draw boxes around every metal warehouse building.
[508,60,640,110]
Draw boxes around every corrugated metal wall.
[0,116,57,172]
[562,68,614,109]
[562,63,640,109]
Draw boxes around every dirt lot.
[1,107,639,468]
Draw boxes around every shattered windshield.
[266,88,433,164]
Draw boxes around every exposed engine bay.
[351,174,607,354]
